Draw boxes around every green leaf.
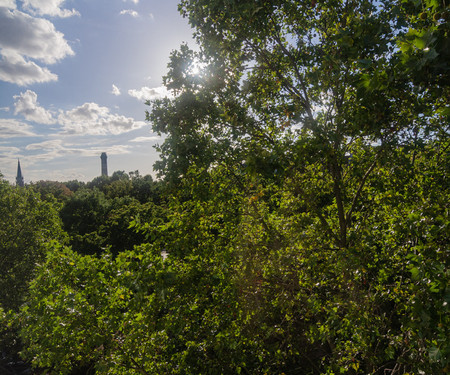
[429,346,442,362]
[409,267,420,281]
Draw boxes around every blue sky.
[0,0,194,183]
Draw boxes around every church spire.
[16,159,24,187]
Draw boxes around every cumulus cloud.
[58,102,146,135]
[14,90,55,124]
[0,8,74,63]
[0,50,58,85]
[111,84,121,96]
[22,0,79,18]
[119,9,139,17]
[0,0,16,9]
[10,90,145,136]
[0,118,36,137]
[61,102,109,123]
[0,7,73,85]
[128,86,171,101]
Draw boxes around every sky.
[0,0,195,184]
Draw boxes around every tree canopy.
[3,1,449,374]
[0,179,67,311]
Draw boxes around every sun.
[189,59,207,76]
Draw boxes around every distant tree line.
[28,171,166,256]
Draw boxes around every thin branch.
[316,210,340,245]
[113,337,150,375]
[226,165,279,239]
[268,17,314,120]
[345,149,383,226]
[330,159,348,249]
[248,40,307,108]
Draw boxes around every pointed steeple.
[16,159,24,187]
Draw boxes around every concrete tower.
[100,152,108,176]
[16,159,24,187]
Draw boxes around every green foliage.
[0,178,67,370]
[397,0,450,87]
[29,180,74,203]
[17,142,449,374]
[9,0,450,374]
[0,179,67,311]
[59,188,111,255]
[60,188,165,256]
[19,240,240,374]
[64,179,86,193]
[58,172,164,256]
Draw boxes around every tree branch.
[268,18,315,121]
[345,148,383,226]
[330,159,348,249]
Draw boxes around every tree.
[64,179,86,193]
[397,0,450,89]
[129,171,163,204]
[29,180,73,203]
[0,178,67,311]
[84,171,163,202]
[0,177,67,372]
[15,0,449,373]
[102,198,165,255]
[18,167,247,374]
[146,0,449,372]
[60,187,166,256]
[152,0,447,250]
[59,188,111,256]
[151,0,447,247]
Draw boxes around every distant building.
[16,159,24,187]
[101,152,108,176]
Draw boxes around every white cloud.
[123,0,139,4]
[149,13,154,20]
[58,102,146,135]
[130,136,159,143]
[0,7,73,85]
[84,145,131,156]
[22,0,79,18]
[0,8,74,63]
[23,139,80,162]
[26,139,63,151]
[61,102,109,122]
[23,140,132,164]
[119,9,139,17]
[128,86,171,101]
[111,84,121,96]
[0,146,20,154]
[0,106,9,111]
[105,116,146,135]
[10,91,146,137]
[14,90,55,124]
[0,118,36,137]
[0,50,58,85]
[0,0,16,9]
